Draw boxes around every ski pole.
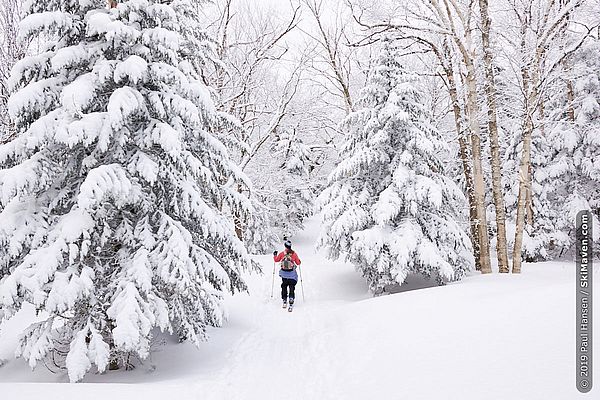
[270,261,276,299]
[298,265,305,302]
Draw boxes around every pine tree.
[0,0,252,381]
[318,38,473,293]
[537,37,600,255]
[573,40,600,220]
[266,128,314,238]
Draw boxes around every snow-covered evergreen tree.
[0,0,253,381]
[537,37,600,255]
[264,128,314,238]
[318,38,473,293]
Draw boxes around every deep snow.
[0,216,598,400]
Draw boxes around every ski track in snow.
[206,216,370,400]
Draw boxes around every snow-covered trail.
[203,216,370,400]
[0,215,371,399]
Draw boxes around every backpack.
[281,252,296,271]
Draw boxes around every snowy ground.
[0,216,598,399]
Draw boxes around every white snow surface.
[0,215,598,399]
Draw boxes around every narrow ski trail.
[205,216,370,400]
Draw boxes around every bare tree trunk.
[565,65,576,122]
[512,115,532,273]
[443,40,481,271]
[464,62,492,274]
[526,163,534,226]
[512,18,537,274]
[462,137,481,271]
[478,0,509,273]
[566,80,575,121]
[233,183,244,241]
[561,0,576,124]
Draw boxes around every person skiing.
[273,240,301,310]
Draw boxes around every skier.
[273,240,301,311]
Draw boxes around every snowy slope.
[0,215,598,400]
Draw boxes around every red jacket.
[274,250,301,266]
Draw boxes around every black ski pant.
[281,278,297,302]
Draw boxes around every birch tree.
[478,0,509,272]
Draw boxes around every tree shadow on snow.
[382,273,439,295]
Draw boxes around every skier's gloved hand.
[273,251,278,256]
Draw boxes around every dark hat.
[284,240,292,249]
